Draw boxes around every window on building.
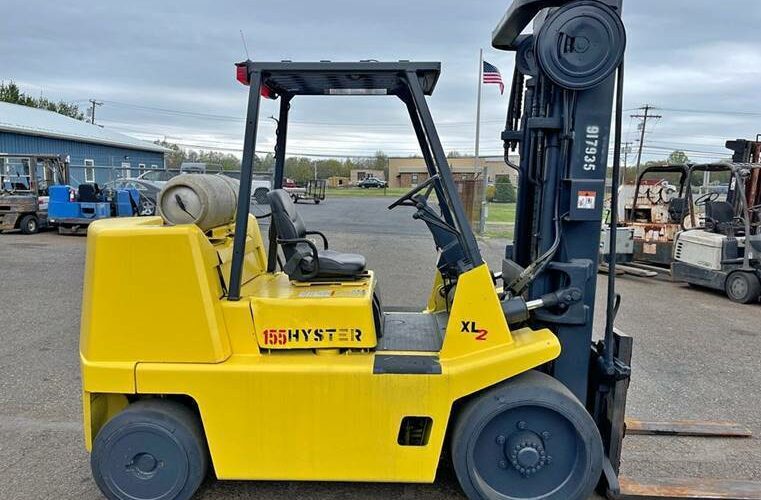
[121,162,131,178]
[84,159,95,183]
[138,163,146,173]
[150,164,158,169]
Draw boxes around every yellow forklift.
[78,1,758,499]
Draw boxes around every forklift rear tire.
[451,371,603,500]
[19,215,39,234]
[725,271,761,304]
[91,399,209,500]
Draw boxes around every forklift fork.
[595,334,760,500]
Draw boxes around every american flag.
[482,61,504,94]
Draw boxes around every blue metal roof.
[0,101,169,153]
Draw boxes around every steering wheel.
[695,191,719,206]
[388,175,439,210]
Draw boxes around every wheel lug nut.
[517,421,527,430]
[498,460,507,469]
[496,435,506,445]
[542,431,551,440]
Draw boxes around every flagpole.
[475,48,485,234]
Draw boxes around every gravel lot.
[0,196,759,499]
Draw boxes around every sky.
[2,0,760,164]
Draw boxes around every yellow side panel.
[446,327,561,401]
[441,264,514,360]
[221,300,260,355]
[135,327,560,483]
[80,356,136,393]
[137,355,450,482]
[80,218,230,371]
[249,273,377,349]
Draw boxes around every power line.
[99,99,505,128]
[658,107,761,118]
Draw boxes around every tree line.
[155,140,390,184]
[0,81,85,120]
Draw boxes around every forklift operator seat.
[704,201,735,234]
[667,197,689,224]
[267,189,366,281]
[77,183,101,202]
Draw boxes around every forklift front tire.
[725,271,761,304]
[19,215,39,234]
[451,371,603,500]
[91,399,209,500]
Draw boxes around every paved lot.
[0,196,759,499]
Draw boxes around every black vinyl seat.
[667,197,689,224]
[705,201,735,235]
[77,183,101,202]
[267,189,366,280]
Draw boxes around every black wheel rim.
[728,275,748,300]
[467,404,588,499]
[99,423,189,500]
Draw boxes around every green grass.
[325,187,410,198]
[483,202,516,239]
[486,202,516,224]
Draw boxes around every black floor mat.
[378,312,447,351]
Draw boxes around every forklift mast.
[494,0,626,401]
[726,137,761,209]
[494,1,631,490]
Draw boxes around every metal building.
[0,101,168,185]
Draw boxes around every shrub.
[494,175,516,203]
[486,184,496,202]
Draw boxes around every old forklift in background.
[0,154,68,234]
[624,164,691,266]
[78,1,759,500]
[672,154,761,303]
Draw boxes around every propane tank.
[157,174,239,231]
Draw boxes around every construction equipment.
[672,158,761,303]
[0,154,68,234]
[48,182,140,234]
[78,2,758,500]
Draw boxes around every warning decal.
[577,190,596,210]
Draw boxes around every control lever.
[501,287,583,325]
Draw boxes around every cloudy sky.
[3,0,760,163]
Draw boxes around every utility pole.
[621,141,633,184]
[631,105,662,179]
[89,99,103,125]
[474,48,488,234]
